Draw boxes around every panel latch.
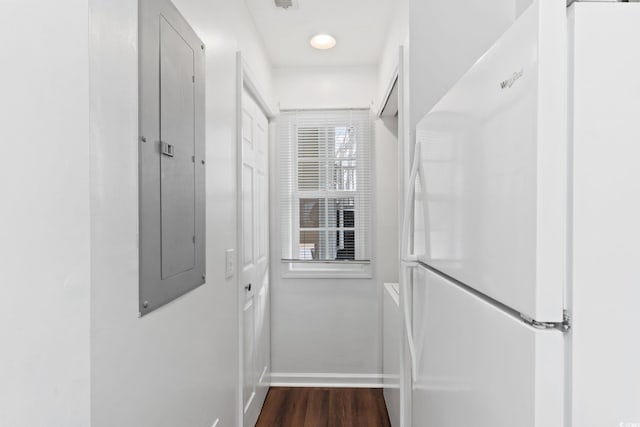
[161,141,174,157]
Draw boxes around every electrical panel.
[138,0,206,316]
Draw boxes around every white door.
[411,266,563,427]
[240,90,270,427]
[413,0,566,322]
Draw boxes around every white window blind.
[278,109,372,263]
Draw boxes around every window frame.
[278,109,373,278]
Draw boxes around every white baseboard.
[269,372,385,388]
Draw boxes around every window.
[278,110,372,275]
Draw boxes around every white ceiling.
[244,0,395,68]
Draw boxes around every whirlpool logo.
[500,69,524,89]
[620,423,640,427]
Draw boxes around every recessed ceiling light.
[310,34,336,50]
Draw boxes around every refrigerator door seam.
[568,0,631,7]
[418,261,569,328]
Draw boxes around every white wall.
[269,276,382,382]
[383,285,401,427]
[409,0,531,127]
[89,1,272,427]
[270,66,399,385]
[274,66,376,110]
[374,117,399,290]
[375,0,407,271]
[376,116,400,425]
[376,0,409,113]
[0,2,91,426]
[374,6,408,423]
[375,0,409,234]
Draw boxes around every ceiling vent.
[274,0,297,9]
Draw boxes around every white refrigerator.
[401,1,640,426]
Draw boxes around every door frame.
[235,51,276,427]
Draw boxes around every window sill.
[280,260,373,279]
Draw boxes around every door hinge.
[521,310,571,333]
[561,310,572,333]
[192,235,196,244]
[192,75,195,83]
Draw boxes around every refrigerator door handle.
[401,140,421,263]
[400,141,422,384]
[401,262,418,384]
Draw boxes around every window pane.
[300,230,330,260]
[298,127,321,157]
[299,230,321,260]
[343,209,355,228]
[327,198,355,228]
[330,159,357,191]
[298,161,321,190]
[332,126,356,158]
[336,230,355,260]
[299,198,326,228]
[298,125,324,191]
[326,230,355,261]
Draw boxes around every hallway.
[255,388,391,427]
[4,1,640,426]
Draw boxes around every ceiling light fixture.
[310,34,336,50]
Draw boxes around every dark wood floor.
[255,387,392,427]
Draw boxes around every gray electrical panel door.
[160,17,196,279]
[139,0,205,316]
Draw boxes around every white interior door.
[240,90,270,427]
[411,266,563,427]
